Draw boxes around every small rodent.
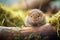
[24,9,46,27]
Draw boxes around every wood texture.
[0,24,57,40]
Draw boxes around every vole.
[24,9,46,27]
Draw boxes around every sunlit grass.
[0,5,28,27]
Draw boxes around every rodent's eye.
[31,16,32,17]
[38,16,39,17]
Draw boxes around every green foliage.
[24,33,41,40]
[49,11,60,27]
[49,11,60,37]
[0,5,27,27]
[0,5,6,25]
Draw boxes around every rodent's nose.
[32,19,37,21]
[32,16,38,21]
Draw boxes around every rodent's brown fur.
[24,9,46,27]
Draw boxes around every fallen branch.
[0,24,57,40]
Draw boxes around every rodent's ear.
[39,11,44,17]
